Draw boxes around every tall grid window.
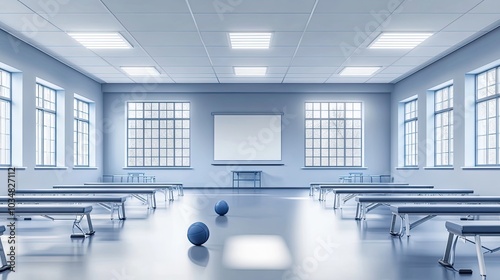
[0,69,11,165]
[74,98,89,166]
[305,102,363,167]
[127,102,190,167]
[36,84,56,166]
[476,67,500,165]
[435,86,454,166]
[404,99,418,166]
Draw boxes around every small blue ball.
[214,200,229,216]
[187,222,209,246]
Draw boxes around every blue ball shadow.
[188,246,210,267]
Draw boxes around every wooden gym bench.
[0,196,128,220]
[439,221,500,277]
[389,205,500,237]
[309,182,410,199]
[84,182,184,199]
[17,188,157,209]
[0,205,95,238]
[355,195,500,220]
[331,188,473,209]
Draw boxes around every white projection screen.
[213,114,282,161]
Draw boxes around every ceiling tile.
[392,56,434,66]
[300,32,361,47]
[103,56,158,67]
[307,14,379,32]
[381,13,463,32]
[193,14,310,32]
[19,31,81,46]
[218,77,284,83]
[200,31,303,47]
[379,66,415,74]
[287,67,337,74]
[290,57,346,67]
[213,66,288,74]
[79,66,121,74]
[283,77,329,83]
[156,56,213,67]
[315,0,404,14]
[44,46,96,57]
[100,77,135,83]
[419,31,478,47]
[189,0,316,14]
[172,77,219,83]
[162,67,215,74]
[397,0,483,14]
[470,0,500,13]
[404,46,450,57]
[102,0,190,13]
[143,46,208,57]
[326,77,371,83]
[131,32,203,46]
[442,14,500,32]
[206,47,296,57]
[115,14,197,32]
[0,1,33,13]
[343,56,401,66]
[64,56,111,66]
[211,57,290,67]
[19,0,109,14]
[0,14,59,32]
[47,14,125,32]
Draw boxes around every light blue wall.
[0,29,103,192]
[391,27,500,194]
[102,83,392,188]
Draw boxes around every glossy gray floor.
[2,189,500,280]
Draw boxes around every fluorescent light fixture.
[234,67,267,76]
[121,66,160,76]
[340,66,381,76]
[229,33,272,49]
[369,32,433,49]
[68,32,132,49]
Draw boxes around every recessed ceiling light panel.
[340,67,381,76]
[68,32,132,49]
[369,32,433,49]
[234,67,268,76]
[121,66,160,76]
[229,33,272,49]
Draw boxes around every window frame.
[0,68,12,166]
[475,67,500,166]
[404,99,418,167]
[304,101,363,167]
[434,85,454,167]
[74,98,90,167]
[126,101,191,167]
[35,83,57,166]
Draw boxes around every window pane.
[304,102,362,167]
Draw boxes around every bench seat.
[17,188,157,209]
[331,188,473,209]
[355,195,500,220]
[309,182,410,198]
[439,221,500,277]
[0,205,94,238]
[0,196,128,220]
[389,205,500,237]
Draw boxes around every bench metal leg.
[151,194,157,209]
[475,235,486,277]
[309,185,313,196]
[0,238,11,272]
[71,214,95,238]
[169,187,174,201]
[438,232,459,268]
[119,203,126,220]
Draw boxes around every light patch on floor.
[222,235,292,270]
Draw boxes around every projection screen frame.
[212,112,284,165]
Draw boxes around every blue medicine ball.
[187,222,210,246]
[214,200,229,216]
